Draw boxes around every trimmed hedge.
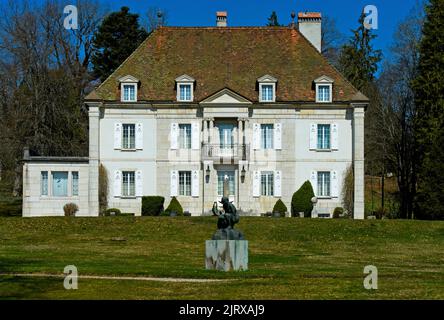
[164,197,184,216]
[333,207,344,218]
[63,203,78,217]
[141,196,165,216]
[291,181,315,217]
[272,199,287,217]
[104,208,121,216]
[0,199,22,217]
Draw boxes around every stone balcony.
[202,144,249,164]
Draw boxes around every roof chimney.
[298,12,322,53]
[216,11,227,27]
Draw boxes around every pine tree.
[338,12,382,92]
[338,12,384,212]
[412,0,444,220]
[91,7,148,82]
[267,11,281,27]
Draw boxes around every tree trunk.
[12,164,22,197]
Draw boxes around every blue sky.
[99,0,421,60]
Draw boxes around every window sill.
[311,149,336,152]
[118,196,138,199]
[120,148,138,152]
[39,196,79,200]
[317,196,332,200]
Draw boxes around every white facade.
[22,20,367,218]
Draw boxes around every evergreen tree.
[338,12,383,210]
[412,0,444,220]
[338,12,382,92]
[267,11,281,27]
[91,7,148,81]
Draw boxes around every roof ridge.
[159,26,294,30]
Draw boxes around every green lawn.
[0,217,443,299]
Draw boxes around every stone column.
[353,105,366,219]
[237,118,243,146]
[88,103,100,216]
[203,119,208,145]
[209,118,215,144]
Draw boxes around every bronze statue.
[211,197,244,240]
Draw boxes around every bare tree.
[0,0,104,196]
[144,7,168,33]
[321,15,345,67]
[374,2,424,219]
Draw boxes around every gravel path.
[0,273,231,283]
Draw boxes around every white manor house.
[22,12,367,218]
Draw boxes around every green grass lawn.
[0,217,443,299]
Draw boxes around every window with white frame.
[122,171,135,197]
[261,171,274,196]
[72,172,79,196]
[317,171,331,197]
[317,85,331,102]
[179,124,192,149]
[261,85,274,102]
[122,124,136,149]
[179,171,191,196]
[179,84,192,101]
[258,75,277,102]
[122,84,136,102]
[317,124,331,150]
[261,124,274,149]
[41,171,48,196]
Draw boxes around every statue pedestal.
[205,240,248,271]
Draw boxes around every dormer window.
[175,74,195,102]
[257,75,277,102]
[119,75,139,102]
[314,75,333,103]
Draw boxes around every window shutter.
[274,170,282,197]
[309,123,317,150]
[331,123,338,150]
[253,171,260,197]
[135,123,143,150]
[191,122,200,150]
[135,170,143,197]
[192,170,199,197]
[114,123,122,149]
[170,123,178,150]
[331,170,338,197]
[310,170,318,197]
[170,170,178,196]
[274,123,282,150]
[253,123,260,150]
[114,170,122,197]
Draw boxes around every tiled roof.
[88,26,366,103]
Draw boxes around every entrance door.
[217,170,235,203]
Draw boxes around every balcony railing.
[202,144,249,163]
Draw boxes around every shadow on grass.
[0,276,62,299]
